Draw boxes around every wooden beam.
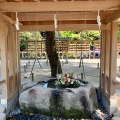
[101,9,120,24]
[0,13,15,24]
[10,12,107,21]
[17,24,110,31]
[7,0,23,1]
[21,20,98,25]
[0,1,119,12]
[0,0,6,1]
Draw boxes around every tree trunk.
[45,31,62,77]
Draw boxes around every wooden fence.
[20,40,120,59]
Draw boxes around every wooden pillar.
[100,30,105,90]
[8,27,16,94]
[13,31,17,90]
[104,30,110,94]
[0,23,9,103]
[16,31,21,91]
[109,21,118,96]
[100,22,118,114]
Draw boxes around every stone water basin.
[19,79,98,119]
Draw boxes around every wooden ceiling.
[0,0,120,31]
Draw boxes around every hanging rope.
[30,12,42,77]
[79,12,88,79]
[54,14,59,79]
[54,14,62,80]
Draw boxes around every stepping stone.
[0,113,6,120]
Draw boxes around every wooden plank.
[18,24,110,31]
[10,12,106,21]
[0,1,119,12]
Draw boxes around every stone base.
[7,94,19,114]
[99,89,118,114]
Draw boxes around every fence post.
[26,63,28,69]
[24,65,26,72]
[62,61,64,66]
[81,73,84,80]
[31,72,34,82]
[28,61,30,66]
[97,63,99,69]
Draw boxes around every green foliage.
[20,31,42,51]
[60,31,72,38]
[118,25,120,41]
[62,108,91,119]
[21,106,91,119]
[71,33,80,40]
[20,30,102,52]
[59,30,101,40]
[79,30,101,40]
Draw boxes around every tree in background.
[45,31,62,77]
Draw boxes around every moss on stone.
[21,105,91,119]
[20,89,92,119]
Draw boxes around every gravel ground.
[6,101,113,120]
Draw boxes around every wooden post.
[81,73,83,80]
[97,63,99,69]
[76,41,77,59]
[28,61,30,66]
[0,23,9,102]
[93,40,95,59]
[62,61,64,66]
[104,30,110,94]
[65,52,68,64]
[109,21,118,96]
[8,27,15,93]
[100,30,105,89]
[24,65,26,72]
[41,40,42,59]
[15,31,21,92]
[26,63,28,69]
[31,72,34,82]
[27,40,28,60]
[89,40,91,59]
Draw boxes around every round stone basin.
[19,79,98,119]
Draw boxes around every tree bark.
[45,31,62,77]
